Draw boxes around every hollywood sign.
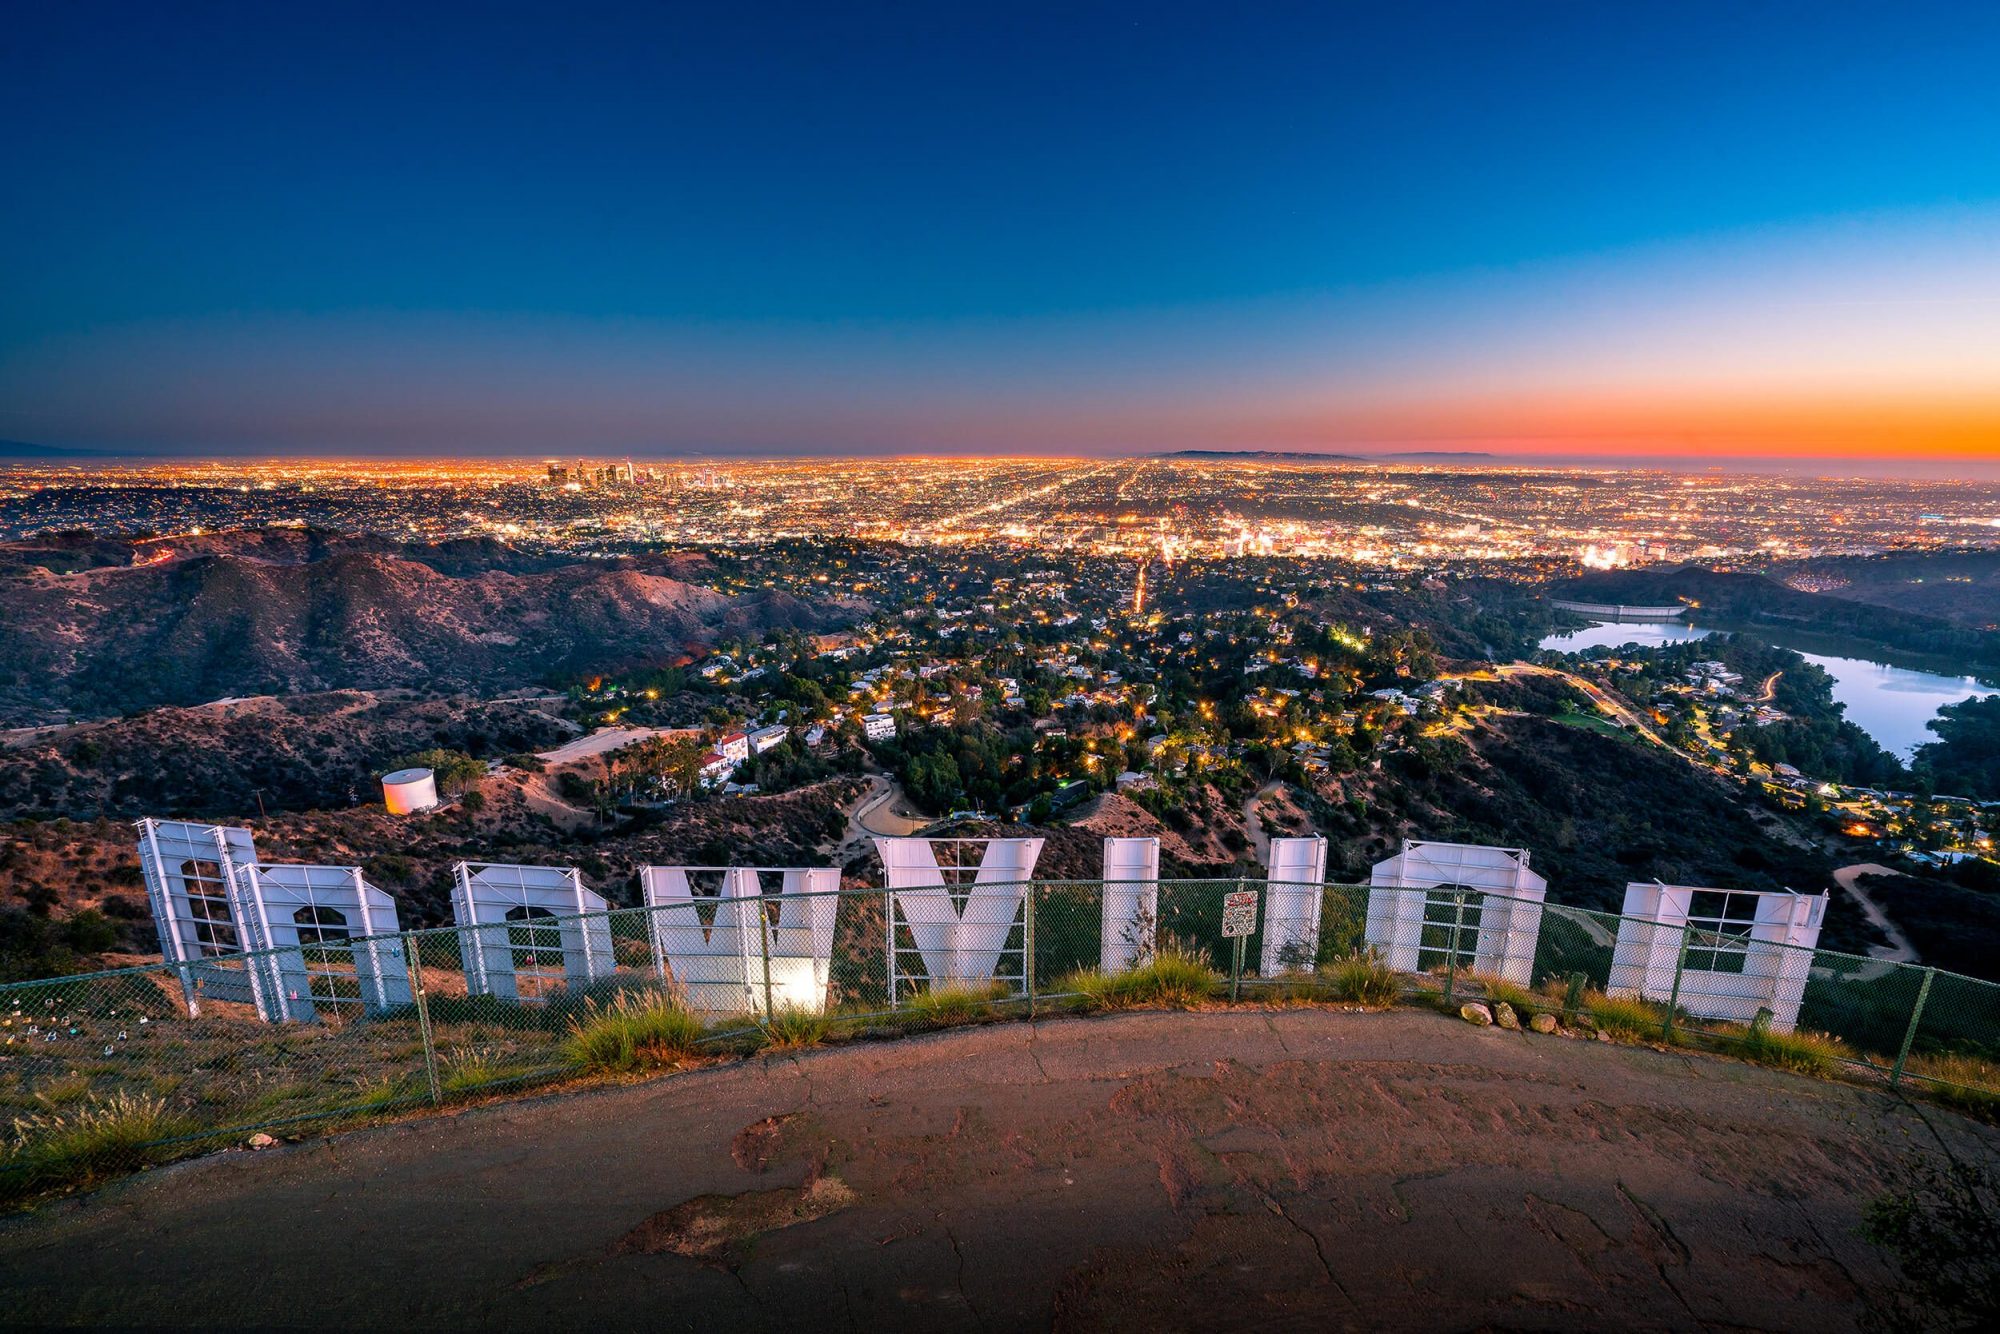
[136,822,846,1020]
[138,820,1829,1031]
[640,866,839,1015]
[136,819,412,1023]
[1365,840,1547,986]
[876,836,1044,1000]
[1608,882,1827,1032]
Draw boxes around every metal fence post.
[757,906,776,1023]
[1890,967,1937,1087]
[1663,923,1690,1044]
[1444,891,1466,1004]
[1232,876,1247,1001]
[1023,884,1037,1017]
[885,885,898,1010]
[405,933,442,1106]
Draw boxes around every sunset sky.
[3,2,1998,465]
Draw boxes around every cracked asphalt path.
[3,1009,1992,1331]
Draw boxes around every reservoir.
[1538,620,1996,759]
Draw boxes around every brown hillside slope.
[0,534,855,722]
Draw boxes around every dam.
[1548,598,1690,621]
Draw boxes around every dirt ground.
[1,1008,1991,1331]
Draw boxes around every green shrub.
[905,981,1007,1027]
[1,1092,194,1198]
[1583,989,1670,1041]
[1736,1025,1851,1078]
[391,748,487,795]
[564,993,707,1074]
[763,1005,831,1050]
[1321,951,1399,1007]
[1055,967,1122,1012]
[1904,1052,2000,1119]
[1862,1157,2000,1331]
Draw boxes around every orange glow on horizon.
[1236,388,2000,461]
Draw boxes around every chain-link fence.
[3,879,1996,1199]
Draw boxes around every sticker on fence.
[1222,889,1259,938]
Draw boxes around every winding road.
[835,773,928,861]
[1831,863,1920,965]
[1240,780,1282,871]
[1491,663,1666,746]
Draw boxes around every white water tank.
[381,767,440,816]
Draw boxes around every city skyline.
[5,3,1999,464]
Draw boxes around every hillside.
[0,530,858,722]
[1770,547,2000,631]
[0,691,580,819]
[1553,564,2000,673]
[1310,712,1878,955]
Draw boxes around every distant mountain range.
[0,439,107,459]
[1148,449,1493,463]
[0,529,862,723]
[1150,450,1364,463]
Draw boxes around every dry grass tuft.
[1902,1051,2000,1118]
[1320,952,1400,1007]
[563,993,707,1074]
[1735,1025,1853,1078]
[761,1005,832,1051]
[904,981,1009,1027]
[2,1091,194,1199]
[1582,989,1670,1042]
[1058,945,1219,1011]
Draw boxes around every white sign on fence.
[1222,889,1259,939]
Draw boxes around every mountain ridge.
[0,530,859,723]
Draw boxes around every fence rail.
[2,879,1996,1197]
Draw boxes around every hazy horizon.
[8,444,2000,485]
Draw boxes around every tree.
[393,748,486,795]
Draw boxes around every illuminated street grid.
[4,458,1998,567]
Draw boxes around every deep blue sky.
[4,2,1998,458]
